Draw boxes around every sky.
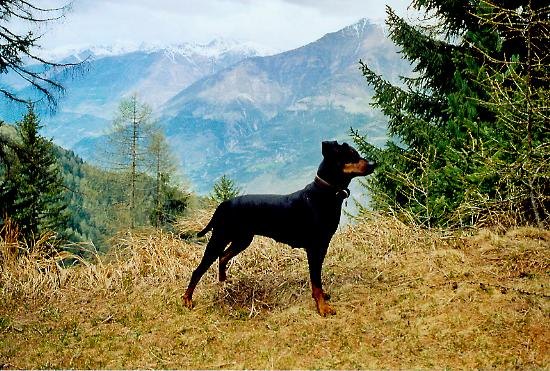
[35,0,412,53]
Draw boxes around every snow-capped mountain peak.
[38,38,279,63]
[168,38,279,58]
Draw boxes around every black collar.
[314,174,350,199]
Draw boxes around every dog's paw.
[317,301,337,317]
[182,295,194,309]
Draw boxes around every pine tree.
[3,104,68,242]
[353,0,548,227]
[103,96,189,229]
[211,175,241,204]
[0,121,19,226]
[147,130,186,227]
[470,0,550,225]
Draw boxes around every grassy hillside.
[53,145,190,251]
[0,212,548,369]
[2,120,189,252]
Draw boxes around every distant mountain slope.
[154,19,409,193]
[0,39,274,148]
[163,19,402,122]
[1,20,408,195]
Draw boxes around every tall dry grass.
[1,207,549,368]
[2,230,185,302]
[1,207,309,313]
[1,219,78,301]
[2,207,548,309]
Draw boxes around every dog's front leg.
[306,247,336,316]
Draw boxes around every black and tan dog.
[182,141,376,316]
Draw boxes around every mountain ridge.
[38,38,280,65]
[0,37,274,149]
[1,18,408,195]
[150,18,408,193]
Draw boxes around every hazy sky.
[37,0,411,52]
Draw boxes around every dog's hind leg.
[182,232,229,308]
[218,235,253,282]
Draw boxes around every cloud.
[40,0,410,51]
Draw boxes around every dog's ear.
[322,141,339,158]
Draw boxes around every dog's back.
[199,186,328,248]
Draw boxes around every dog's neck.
[314,174,350,199]
[316,160,352,190]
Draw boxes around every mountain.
[154,19,409,193]
[163,20,402,121]
[52,39,278,110]
[0,39,276,148]
[1,19,408,195]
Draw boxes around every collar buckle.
[336,188,351,199]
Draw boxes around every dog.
[182,141,376,316]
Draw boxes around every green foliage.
[468,0,550,226]
[54,148,190,252]
[148,131,182,227]
[101,95,190,230]
[1,116,190,254]
[0,104,68,243]
[210,175,242,204]
[105,95,155,228]
[354,0,549,227]
[150,174,189,227]
[52,147,112,250]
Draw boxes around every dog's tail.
[196,218,214,237]
[196,202,227,237]
[180,209,217,240]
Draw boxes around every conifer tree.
[3,104,68,241]
[211,175,241,204]
[353,0,549,227]
[0,121,20,225]
[106,95,154,228]
[104,96,189,229]
[470,0,549,226]
[148,130,185,227]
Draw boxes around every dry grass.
[0,211,549,369]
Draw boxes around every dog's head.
[321,141,376,178]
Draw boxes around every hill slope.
[1,216,548,369]
[0,39,272,149]
[157,19,408,193]
[1,20,408,194]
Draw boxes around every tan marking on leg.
[219,256,229,282]
[182,287,195,309]
[312,286,336,316]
